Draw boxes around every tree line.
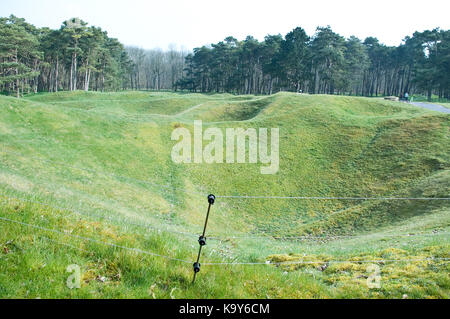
[0,16,133,97]
[126,45,186,91]
[176,27,450,100]
[1,15,448,100]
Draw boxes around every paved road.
[409,101,450,114]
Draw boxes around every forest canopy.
[0,16,133,97]
[0,15,448,100]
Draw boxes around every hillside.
[0,91,449,298]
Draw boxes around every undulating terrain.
[0,91,448,298]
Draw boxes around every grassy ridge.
[0,91,448,298]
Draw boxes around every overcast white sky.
[1,0,449,51]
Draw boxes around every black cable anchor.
[192,194,215,283]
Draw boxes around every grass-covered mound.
[0,91,448,298]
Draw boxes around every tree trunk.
[15,49,20,98]
[269,77,273,95]
[33,59,38,93]
[73,51,78,90]
[70,54,74,91]
[84,55,90,92]
[314,67,320,94]
[55,56,59,92]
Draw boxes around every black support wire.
[192,194,215,284]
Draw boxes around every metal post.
[192,194,215,284]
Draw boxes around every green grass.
[0,91,449,298]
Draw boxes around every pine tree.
[0,16,41,97]
[278,27,310,93]
[61,18,89,91]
